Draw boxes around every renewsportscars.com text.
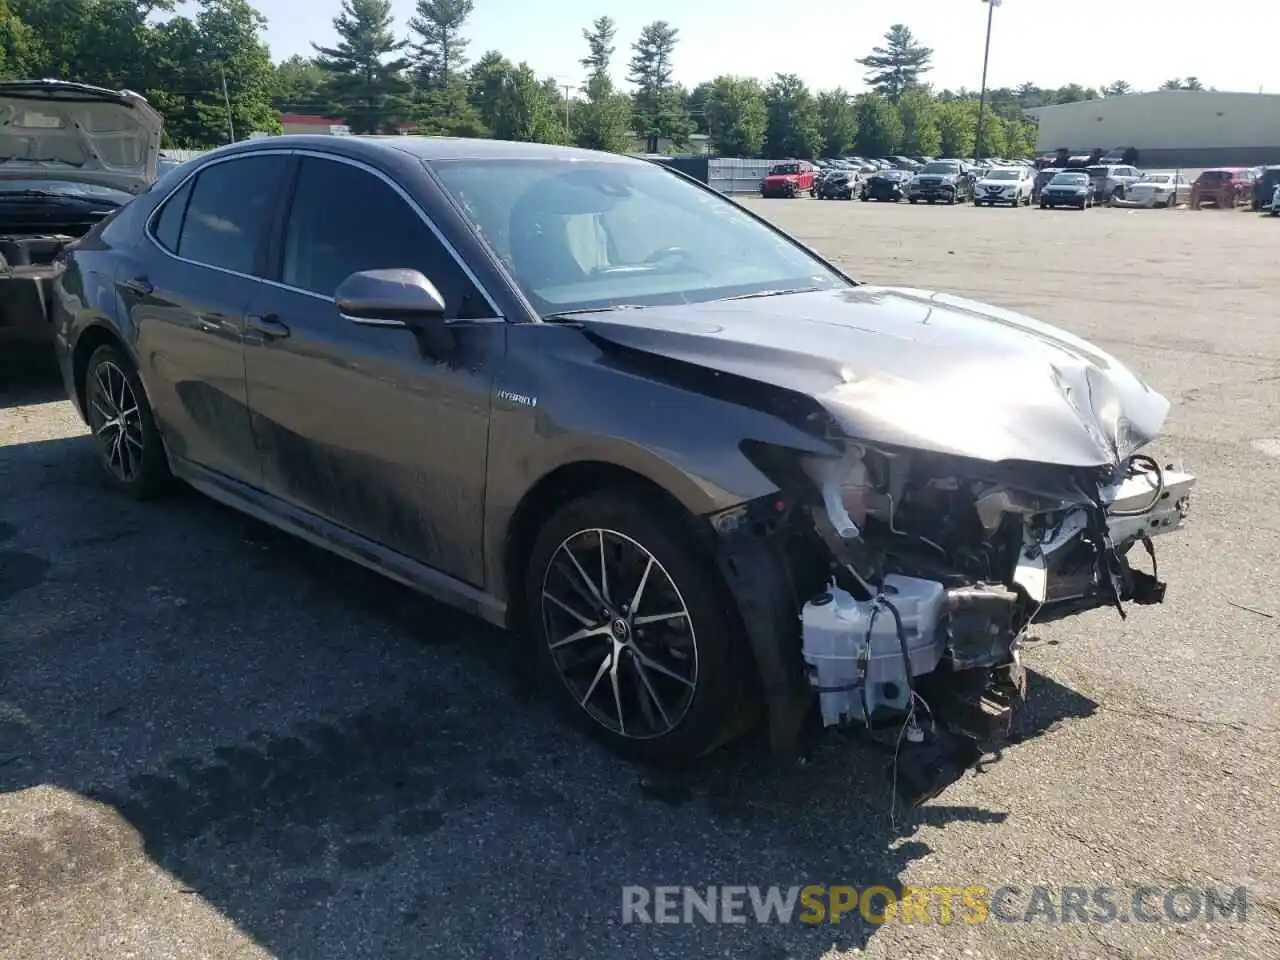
[620,884,1250,925]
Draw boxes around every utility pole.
[220,66,236,143]
[973,0,999,163]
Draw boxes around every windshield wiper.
[719,286,822,302]
[543,304,649,322]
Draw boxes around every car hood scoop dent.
[576,286,1170,468]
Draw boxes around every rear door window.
[176,155,288,275]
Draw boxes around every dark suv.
[1252,166,1280,211]
[50,136,1193,797]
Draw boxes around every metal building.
[1025,90,1280,167]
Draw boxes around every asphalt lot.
[2,199,1279,960]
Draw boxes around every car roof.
[199,134,640,165]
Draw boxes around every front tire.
[525,491,746,765]
[83,344,172,499]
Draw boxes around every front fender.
[482,322,839,597]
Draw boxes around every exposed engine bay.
[717,439,1194,807]
[0,233,77,341]
[1,232,79,268]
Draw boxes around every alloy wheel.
[540,528,698,740]
[87,361,144,483]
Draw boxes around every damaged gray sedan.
[52,138,1193,803]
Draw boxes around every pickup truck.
[0,80,162,361]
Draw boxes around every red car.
[762,161,816,198]
[1190,168,1253,209]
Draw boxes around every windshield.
[984,169,1019,180]
[1050,173,1089,185]
[0,177,132,204]
[768,163,800,175]
[429,158,848,315]
[920,162,959,174]
[1140,174,1171,184]
[1085,166,1111,178]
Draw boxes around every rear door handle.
[245,314,290,341]
[119,276,153,296]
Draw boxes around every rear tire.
[82,344,172,499]
[525,491,748,765]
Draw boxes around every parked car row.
[767,154,1274,216]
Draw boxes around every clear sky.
[250,0,1280,96]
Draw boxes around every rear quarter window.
[151,180,193,252]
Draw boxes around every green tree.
[573,18,631,153]
[975,109,1007,157]
[856,24,933,102]
[575,74,631,152]
[1053,83,1095,103]
[0,0,40,78]
[13,0,161,91]
[896,86,939,156]
[312,0,410,133]
[935,98,975,157]
[1182,76,1203,90]
[193,0,279,141]
[272,54,328,110]
[763,72,820,158]
[1102,80,1133,97]
[580,14,614,84]
[487,61,562,143]
[816,88,856,157]
[853,92,901,157]
[1160,78,1182,90]
[407,0,471,89]
[704,75,765,156]
[686,80,713,135]
[628,20,691,150]
[468,49,513,131]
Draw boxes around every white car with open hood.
[0,79,163,356]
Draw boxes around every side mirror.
[334,268,447,328]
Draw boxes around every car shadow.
[0,400,1100,958]
[0,364,62,410]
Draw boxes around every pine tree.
[628,21,691,151]
[856,24,933,103]
[575,16,630,152]
[407,0,473,89]
[580,15,615,85]
[312,0,410,133]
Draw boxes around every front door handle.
[119,276,153,296]
[245,313,290,341]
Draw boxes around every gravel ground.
[2,199,1278,960]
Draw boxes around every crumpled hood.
[0,80,163,193]
[577,286,1170,467]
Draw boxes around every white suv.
[974,165,1034,206]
